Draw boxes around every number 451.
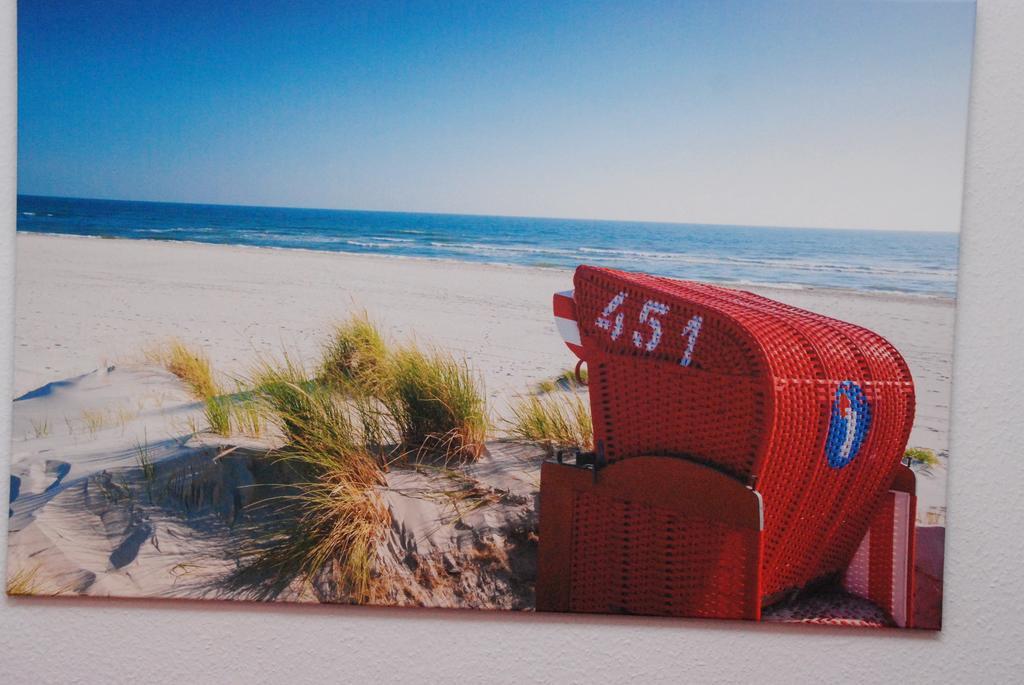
[595,291,702,367]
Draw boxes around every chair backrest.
[560,266,916,596]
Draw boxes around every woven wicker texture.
[570,266,916,599]
[568,491,760,618]
[867,494,897,611]
[536,456,763,619]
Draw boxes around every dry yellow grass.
[6,565,45,596]
[150,339,220,399]
[150,340,267,438]
[81,408,107,434]
[279,459,389,601]
[241,353,392,600]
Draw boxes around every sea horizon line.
[16,193,960,236]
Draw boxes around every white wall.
[2,1,1022,682]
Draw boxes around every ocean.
[16,195,959,297]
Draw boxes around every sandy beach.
[7,234,953,618]
[14,233,955,452]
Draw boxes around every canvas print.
[8,1,974,630]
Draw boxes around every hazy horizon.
[18,1,976,232]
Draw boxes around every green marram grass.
[905,447,941,468]
[379,343,489,462]
[506,391,593,453]
[203,395,233,437]
[144,314,490,600]
[318,312,389,391]
[230,393,265,438]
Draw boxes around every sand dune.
[8,366,265,598]
[8,363,544,603]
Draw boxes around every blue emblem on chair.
[825,381,872,469]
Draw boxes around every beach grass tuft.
[318,312,389,391]
[81,409,107,434]
[506,391,593,453]
[29,417,50,439]
[379,343,488,462]
[255,368,360,463]
[242,458,388,602]
[536,367,588,394]
[262,317,487,463]
[251,353,399,464]
[6,565,45,596]
[536,378,558,394]
[115,407,137,434]
[250,353,334,445]
[230,319,488,600]
[230,391,265,438]
[905,446,940,468]
[204,395,233,437]
[156,340,220,400]
[137,313,489,599]
[152,340,271,439]
[235,353,392,600]
[135,434,158,503]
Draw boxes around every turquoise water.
[17,195,958,297]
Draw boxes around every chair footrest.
[537,455,764,620]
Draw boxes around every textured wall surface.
[2,1,1023,682]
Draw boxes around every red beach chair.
[537,266,917,625]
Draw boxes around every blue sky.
[18,1,975,231]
